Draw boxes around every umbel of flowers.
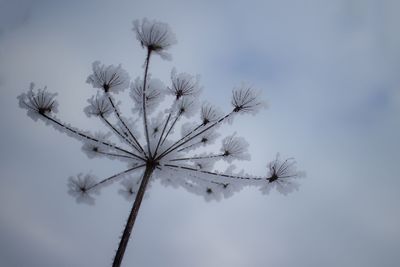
[18,18,303,267]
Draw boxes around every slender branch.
[160,112,181,146]
[93,150,138,160]
[164,163,263,181]
[41,114,142,160]
[101,115,140,150]
[88,164,146,190]
[157,111,233,160]
[161,123,203,155]
[112,164,155,267]
[142,49,152,158]
[107,94,146,157]
[169,154,224,162]
[153,113,172,156]
[177,141,202,152]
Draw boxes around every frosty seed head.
[260,154,301,195]
[118,178,139,201]
[267,154,298,181]
[68,173,98,205]
[84,93,113,117]
[86,61,130,93]
[133,18,177,60]
[200,102,222,125]
[174,97,199,118]
[81,132,112,159]
[130,77,166,115]
[168,68,202,100]
[18,83,58,121]
[220,133,250,162]
[231,84,267,115]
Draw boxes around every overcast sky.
[1,0,400,266]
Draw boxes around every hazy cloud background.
[1,0,399,266]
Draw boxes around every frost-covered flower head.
[174,97,199,118]
[168,68,202,100]
[133,18,177,60]
[18,83,58,121]
[130,77,165,115]
[84,93,113,117]
[86,61,130,93]
[68,174,98,205]
[81,132,113,159]
[261,154,301,195]
[220,133,250,162]
[200,102,223,125]
[118,178,139,201]
[231,84,267,115]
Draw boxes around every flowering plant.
[18,18,302,267]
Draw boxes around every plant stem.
[112,163,155,267]
[142,49,152,158]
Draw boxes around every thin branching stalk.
[153,113,172,156]
[88,164,146,190]
[100,115,141,152]
[107,94,146,156]
[164,163,263,181]
[160,112,181,146]
[41,114,141,159]
[170,154,224,162]
[157,112,233,160]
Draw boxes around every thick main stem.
[112,164,155,267]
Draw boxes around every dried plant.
[18,18,303,267]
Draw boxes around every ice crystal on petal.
[86,61,130,93]
[68,174,99,205]
[133,18,177,60]
[18,83,58,121]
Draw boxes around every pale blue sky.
[1,0,399,266]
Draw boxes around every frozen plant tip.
[133,18,177,60]
[18,18,303,267]
[68,173,98,205]
[18,83,58,120]
[86,61,130,94]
